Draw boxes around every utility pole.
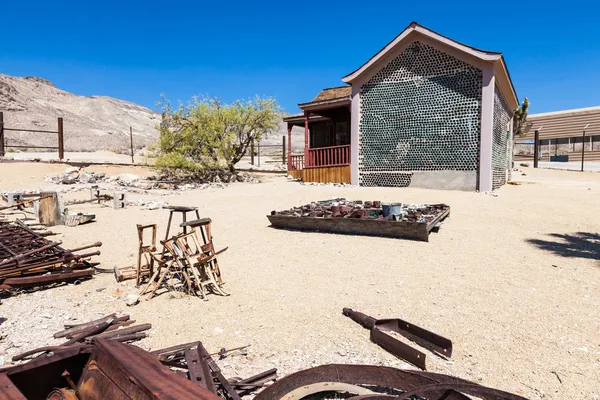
[130,126,134,164]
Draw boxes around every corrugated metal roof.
[523,106,600,140]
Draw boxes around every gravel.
[0,163,599,399]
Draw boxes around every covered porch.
[284,86,352,183]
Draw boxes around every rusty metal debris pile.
[10,313,151,362]
[0,340,527,400]
[271,198,449,222]
[0,311,527,399]
[1,314,276,400]
[0,220,101,291]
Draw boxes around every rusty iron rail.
[343,308,452,370]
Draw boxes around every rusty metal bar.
[3,128,59,133]
[2,145,59,149]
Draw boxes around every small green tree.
[513,97,530,138]
[157,95,281,173]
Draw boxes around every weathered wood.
[267,214,436,242]
[37,192,62,226]
[302,165,351,184]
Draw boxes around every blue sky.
[1,0,599,114]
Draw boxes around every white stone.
[118,173,139,185]
[125,294,140,306]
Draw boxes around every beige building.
[518,106,600,161]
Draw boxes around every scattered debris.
[10,313,150,362]
[64,212,96,227]
[44,168,261,193]
[1,330,525,400]
[268,199,450,242]
[0,220,101,292]
[2,323,275,400]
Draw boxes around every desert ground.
[0,162,599,399]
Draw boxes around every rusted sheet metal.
[0,373,26,400]
[80,339,220,400]
[343,308,452,369]
[255,364,527,400]
[5,347,92,399]
[184,348,216,393]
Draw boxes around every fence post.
[533,130,539,168]
[57,117,64,160]
[250,140,255,165]
[0,112,4,157]
[130,126,134,164]
[581,128,586,172]
[257,141,261,168]
[282,135,286,166]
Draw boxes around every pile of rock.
[44,168,261,191]
[46,167,107,185]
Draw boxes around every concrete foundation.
[408,171,477,191]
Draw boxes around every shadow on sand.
[527,232,600,261]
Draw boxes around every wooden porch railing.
[289,154,304,170]
[308,144,350,168]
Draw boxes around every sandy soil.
[0,163,599,399]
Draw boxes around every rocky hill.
[0,74,161,152]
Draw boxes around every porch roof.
[282,113,329,125]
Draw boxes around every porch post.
[304,111,310,167]
[350,85,360,185]
[287,123,292,170]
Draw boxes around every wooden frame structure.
[138,218,228,300]
[0,112,64,160]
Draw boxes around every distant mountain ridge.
[0,74,161,152]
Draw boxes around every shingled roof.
[311,86,352,102]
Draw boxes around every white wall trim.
[479,65,495,192]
